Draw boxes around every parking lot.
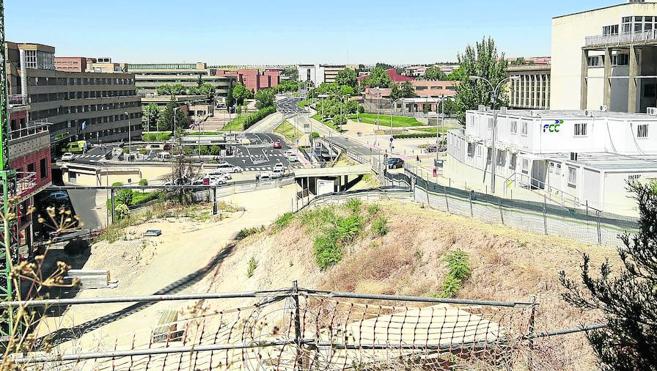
[61,133,305,172]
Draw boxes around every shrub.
[372,216,389,236]
[300,207,336,229]
[112,182,124,187]
[313,230,342,270]
[236,226,263,240]
[115,189,133,206]
[439,249,471,298]
[336,214,362,243]
[392,133,437,139]
[138,179,148,186]
[210,145,221,155]
[247,257,257,278]
[367,204,381,216]
[274,212,294,231]
[114,204,130,220]
[345,198,362,214]
[310,132,320,139]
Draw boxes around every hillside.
[200,198,621,369]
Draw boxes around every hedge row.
[224,106,276,131]
[391,133,438,139]
[142,132,172,142]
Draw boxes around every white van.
[158,152,172,161]
[145,144,163,152]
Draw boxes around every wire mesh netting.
[11,290,538,370]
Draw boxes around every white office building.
[551,0,657,113]
[447,108,657,215]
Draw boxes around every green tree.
[361,66,393,88]
[232,83,252,105]
[560,182,657,371]
[335,68,358,88]
[157,97,190,132]
[453,37,509,124]
[391,81,416,100]
[424,66,448,80]
[447,65,466,81]
[281,66,298,81]
[255,88,275,109]
[142,103,160,131]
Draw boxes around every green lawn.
[311,114,342,132]
[221,117,246,131]
[348,113,423,127]
[274,121,302,142]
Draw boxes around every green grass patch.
[246,257,257,278]
[274,121,302,142]
[392,133,439,139]
[183,131,223,136]
[297,99,314,108]
[371,216,389,236]
[142,132,172,142]
[274,212,295,231]
[222,106,276,132]
[236,226,265,240]
[349,113,422,127]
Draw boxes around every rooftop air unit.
[647,107,657,116]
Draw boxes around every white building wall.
[550,2,657,110]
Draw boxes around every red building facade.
[215,68,280,92]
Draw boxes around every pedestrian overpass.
[294,164,372,195]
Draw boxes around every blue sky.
[7,0,619,65]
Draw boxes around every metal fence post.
[596,210,602,245]
[527,296,538,371]
[110,188,115,224]
[292,280,303,369]
[543,195,548,235]
[499,198,505,225]
[585,200,589,217]
[212,187,217,216]
[444,185,450,213]
[469,190,473,217]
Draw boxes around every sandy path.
[37,185,297,351]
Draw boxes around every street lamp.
[124,111,131,155]
[468,75,519,194]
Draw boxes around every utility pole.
[0,0,16,336]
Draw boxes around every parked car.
[387,157,404,169]
[61,152,75,161]
[273,140,282,149]
[207,169,232,180]
[216,162,242,173]
[47,191,69,203]
[203,174,227,186]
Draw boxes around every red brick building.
[54,56,87,73]
[215,68,280,92]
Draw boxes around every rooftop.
[469,109,657,121]
[547,152,657,172]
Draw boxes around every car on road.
[273,162,285,172]
[204,174,227,186]
[273,140,282,149]
[216,162,242,173]
[285,150,298,162]
[272,168,285,179]
[256,171,272,181]
[46,191,69,203]
[387,157,404,169]
[61,153,75,161]
[207,169,232,180]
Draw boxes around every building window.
[587,56,603,67]
[603,24,619,36]
[509,153,517,171]
[467,142,475,157]
[40,158,47,179]
[510,120,518,134]
[27,162,35,174]
[637,124,649,138]
[622,17,633,34]
[574,123,588,137]
[521,122,528,136]
[521,159,529,174]
[612,53,629,66]
[496,149,506,167]
[644,84,656,98]
[568,167,577,187]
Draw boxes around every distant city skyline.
[7,0,620,65]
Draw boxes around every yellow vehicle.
[63,140,87,154]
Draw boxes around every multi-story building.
[6,42,141,147]
[86,57,123,73]
[551,0,657,113]
[508,64,551,110]
[5,95,52,257]
[297,64,358,86]
[447,107,657,215]
[54,56,87,73]
[126,62,234,97]
[214,68,280,92]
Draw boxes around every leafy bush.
[114,204,130,220]
[392,133,438,139]
[274,212,294,231]
[345,198,362,214]
[300,207,336,229]
[112,182,124,187]
[142,132,172,142]
[367,204,381,216]
[372,216,389,236]
[138,179,148,186]
[310,132,320,139]
[115,189,133,206]
[313,230,342,270]
[210,145,221,155]
[336,215,362,243]
[247,257,257,278]
[222,106,276,131]
[236,226,264,240]
[439,249,471,298]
